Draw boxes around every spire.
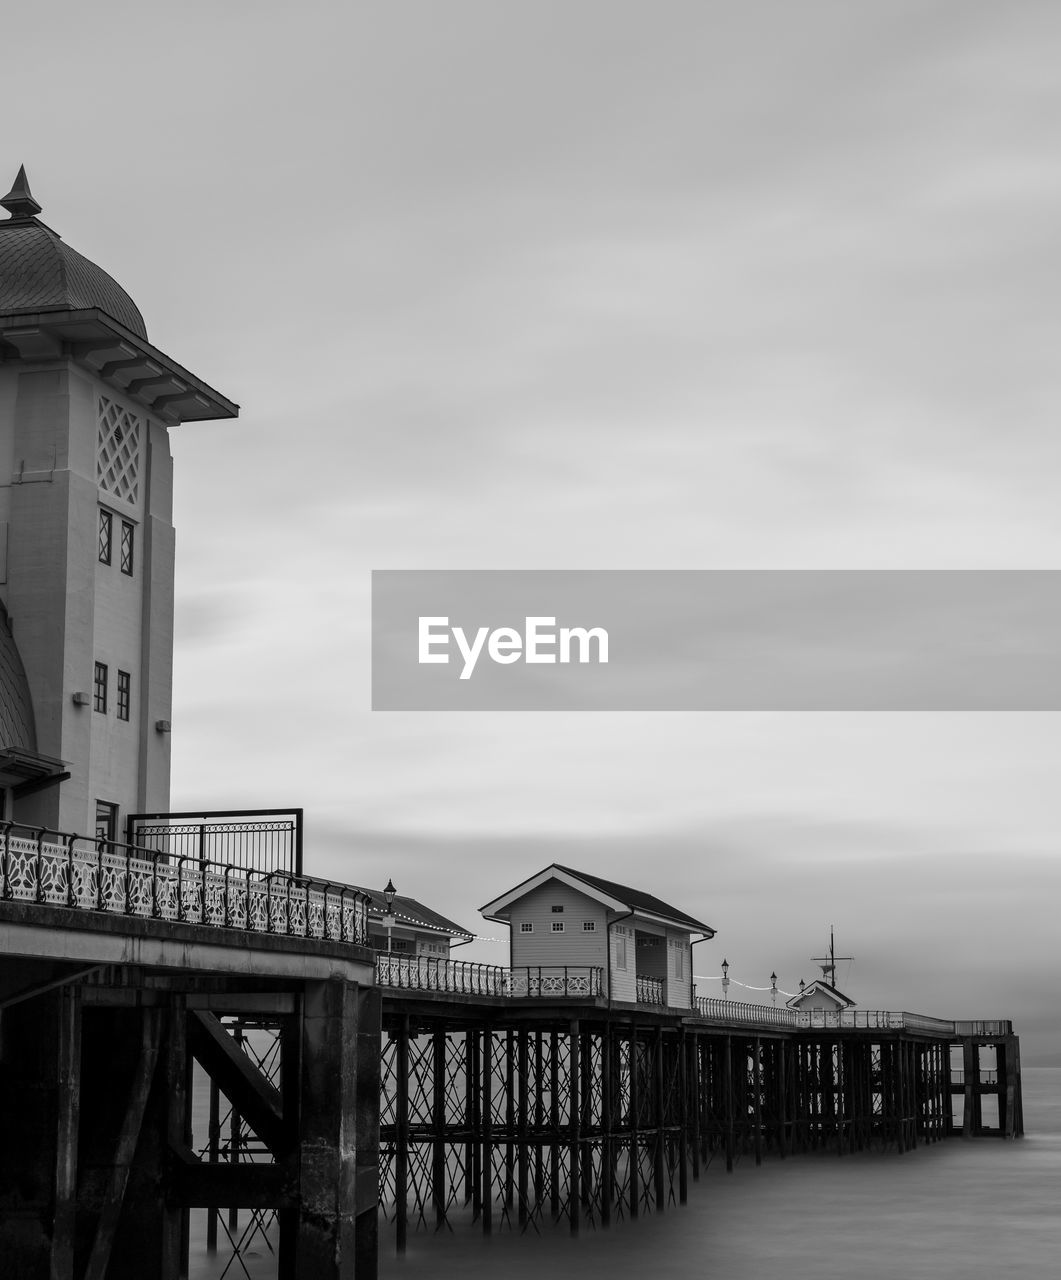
[1,165,43,219]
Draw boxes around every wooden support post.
[517,1028,530,1229]
[84,1009,163,1280]
[228,1023,242,1236]
[722,1035,734,1173]
[433,1023,447,1230]
[689,1035,701,1180]
[678,1029,689,1205]
[395,1012,410,1255]
[161,998,190,1280]
[773,1039,783,1162]
[580,1028,593,1213]
[505,1029,516,1211]
[481,1021,493,1235]
[963,1037,980,1140]
[600,1024,614,1228]
[549,1030,560,1220]
[569,1020,580,1236]
[752,1037,762,1167]
[534,1031,544,1218]
[653,1026,665,1212]
[628,1022,640,1217]
[206,1077,220,1253]
[51,984,81,1280]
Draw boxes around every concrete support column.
[292,979,380,1280]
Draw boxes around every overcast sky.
[9,1,1061,1060]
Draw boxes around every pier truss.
[375,996,990,1253]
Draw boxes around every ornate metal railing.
[692,999,963,1034]
[695,996,799,1026]
[0,823,368,946]
[635,975,665,1005]
[374,958,604,999]
[375,954,505,996]
[506,966,603,998]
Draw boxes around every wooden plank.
[188,1010,286,1153]
[84,1008,163,1280]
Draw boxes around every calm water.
[190,1068,1061,1278]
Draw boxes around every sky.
[7,1,1061,1060]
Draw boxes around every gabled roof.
[786,979,856,1010]
[352,885,474,941]
[480,863,714,935]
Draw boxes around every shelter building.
[480,863,714,1009]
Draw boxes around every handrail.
[0,821,370,948]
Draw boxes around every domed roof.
[0,166,147,339]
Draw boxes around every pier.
[0,817,1022,1279]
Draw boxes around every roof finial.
[1,165,42,219]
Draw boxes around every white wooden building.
[354,885,474,957]
[480,864,714,1010]
[786,979,856,1013]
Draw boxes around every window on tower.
[120,521,134,576]
[117,670,131,721]
[94,662,108,713]
[99,509,112,564]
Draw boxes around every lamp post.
[383,878,397,954]
[721,958,730,1001]
[770,972,778,1006]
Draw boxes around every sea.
[189,1067,1061,1279]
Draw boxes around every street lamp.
[721,958,730,1000]
[383,878,397,954]
[770,972,778,1006]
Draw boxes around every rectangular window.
[94,661,108,712]
[551,921,565,932]
[615,937,627,970]
[675,948,684,978]
[95,800,117,844]
[117,670,131,721]
[120,521,134,576]
[583,921,596,932]
[551,904,564,913]
[98,509,112,564]
[519,922,533,933]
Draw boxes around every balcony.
[635,974,665,1005]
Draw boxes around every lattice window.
[97,398,141,504]
[520,922,533,932]
[120,520,134,575]
[99,508,112,564]
[583,920,596,931]
[551,920,564,932]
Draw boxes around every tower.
[0,165,237,838]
